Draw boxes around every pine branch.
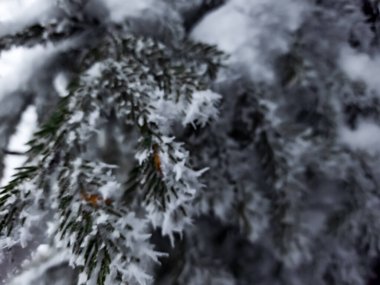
[0,21,85,52]
[0,28,224,285]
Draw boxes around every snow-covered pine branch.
[0,23,223,285]
[2,0,380,285]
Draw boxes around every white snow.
[173,160,185,181]
[1,105,37,187]
[98,180,121,200]
[339,120,380,155]
[102,0,153,23]
[85,62,105,81]
[9,248,70,285]
[0,0,77,100]
[0,44,60,99]
[77,272,88,284]
[0,0,56,36]
[68,110,84,124]
[340,47,380,92]
[35,244,50,258]
[182,89,221,127]
[192,5,250,54]
[191,0,307,82]
[135,149,150,165]
[53,72,69,97]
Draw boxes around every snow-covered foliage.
[2,0,380,285]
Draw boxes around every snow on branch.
[0,28,224,285]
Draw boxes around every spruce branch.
[0,21,86,52]
[0,28,224,285]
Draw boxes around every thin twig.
[2,149,26,156]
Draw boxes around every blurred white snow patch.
[9,247,70,285]
[191,5,250,54]
[1,105,37,187]
[53,72,69,97]
[98,180,122,200]
[340,47,380,92]
[340,121,380,155]
[35,244,51,258]
[77,272,88,284]
[0,44,58,99]
[103,0,153,22]
[191,0,307,82]
[0,0,56,36]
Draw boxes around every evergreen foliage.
[1,0,380,285]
